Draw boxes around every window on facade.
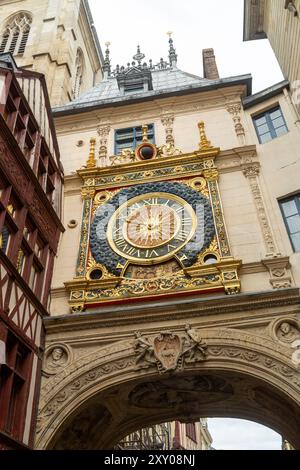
[185,423,197,442]
[73,49,84,99]
[115,124,155,154]
[0,332,31,439]
[124,83,145,94]
[253,106,288,144]
[280,194,300,252]
[0,13,32,56]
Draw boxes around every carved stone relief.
[129,375,233,409]
[43,344,71,377]
[134,326,207,374]
[262,257,293,289]
[160,114,182,157]
[97,124,111,166]
[226,102,246,145]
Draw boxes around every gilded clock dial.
[107,192,197,265]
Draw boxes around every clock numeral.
[126,247,140,257]
[167,244,176,253]
[145,249,159,258]
[175,206,185,215]
[175,232,189,242]
[130,202,142,211]
[115,238,126,248]
[117,262,126,270]
[113,227,122,237]
[179,254,188,262]
[182,216,193,226]
[144,198,158,205]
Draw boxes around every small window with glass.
[253,106,288,144]
[279,194,300,252]
[115,124,155,154]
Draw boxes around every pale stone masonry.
[244,0,300,114]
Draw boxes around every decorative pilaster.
[205,170,232,258]
[97,124,111,166]
[76,186,95,279]
[242,163,280,257]
[226,102,246,146]
[160,114,181,157]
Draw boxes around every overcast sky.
[208,419,281,450]
[88,0,283,450]
[88,0,284,93]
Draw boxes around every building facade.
[244,0,300,113]
[0,53,64,449]
[1,0,300,450]
[117,419,212,450]
[0,0,104,106]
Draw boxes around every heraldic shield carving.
[154,333,182,372]
[134,327,207,374]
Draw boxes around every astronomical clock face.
[90,182,215,276]
[107,193,196,264]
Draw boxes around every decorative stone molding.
[242,162,280,257]
[226,102,246,145]
[35,322,300,449]
[160,114,181,157]
[97,124,111,165]
[262,257,293,289]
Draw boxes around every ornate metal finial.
[142,124,149,142]
[86,138,96,168]
[198,121,213,150]
[103,42,111,78]
[167,31,177,68]
[133,45,145,66]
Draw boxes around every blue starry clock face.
[90,182,215,276]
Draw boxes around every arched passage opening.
[35,326,300,450]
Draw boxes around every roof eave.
[242,80,290,109]
[52,75,252,118]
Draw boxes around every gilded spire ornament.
[86,138,96,168]
[167,31,177,68]
[142,124,149,142]
[198,121,213,150]
[103,42,111,79]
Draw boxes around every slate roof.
[53,67,252,116]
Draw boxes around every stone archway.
[35,322,300,449]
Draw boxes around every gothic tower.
[0,0,104,106]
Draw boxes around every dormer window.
[115,46,153,95]
[124,82,145,94]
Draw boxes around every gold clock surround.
[65,122,242,313]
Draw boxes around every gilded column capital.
[81,187,96,199]
[203,168,219,181]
